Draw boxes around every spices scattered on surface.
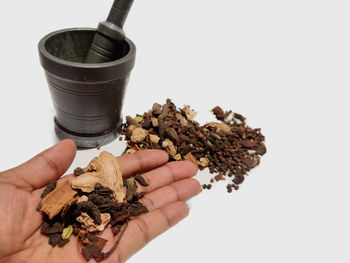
[38,151,149,261]
[121,99,266,192]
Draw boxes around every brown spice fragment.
[134,174,149,187]
[126,116,141,128]
[158,100,171,140]
[77,212,111,233]
[41,181,57,198]
[151,117,159,127]
[58,237,70,248]
[49,233,61,247]
[162,139,177,157]
[183,105,196,121]
[131,128,149,143]
[81,235,108,261]
[212,106,225,120]
[74,167,85,177]
[234,113,246,122]
[126,179,136,202]
[40,181,77,219]
[72,151,125,203]
[149,134,160,144]
[152,103,162,116]
[256,143,267,155]
[41,221,64,235]
[205,122,231,133]
[184,152,198,168]
[74,201,102,225]
[166,127,179,145]
[214,172,225,182]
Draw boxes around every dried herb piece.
[58,237,70,248]
[126,179,136,202]
[41,221,64,235]
[158,100,171,140]
[81,235,108,261]
[49,233,61,247]
[184,152,198,168]
[74,167,85,177]
[134,174,149,187]
[41,181,57,198]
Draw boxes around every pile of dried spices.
[37,151,149,261]
[121,99,266,192]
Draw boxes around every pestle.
[84,0,134,63]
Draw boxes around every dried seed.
[134,116,143,123]
[62,225,73,240]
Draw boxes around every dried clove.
[134,174,149,187]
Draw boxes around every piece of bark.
[71,151,125,203]
[40,181,77,219]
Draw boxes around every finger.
[117,150,169,177]
[110,201,189,263]
[1,139,77,192]
[137,161,198,193]
[140,178,201,211]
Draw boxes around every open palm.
[0,140,200,263]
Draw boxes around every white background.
[1,0,350,262]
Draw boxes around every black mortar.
[38,28,136,148]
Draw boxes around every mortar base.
[54,118,122,148]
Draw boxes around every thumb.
[1,139,77,192]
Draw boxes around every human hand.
[0,139,200,263]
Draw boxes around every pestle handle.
[84,0,134,63]
[107,0,134,28]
